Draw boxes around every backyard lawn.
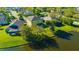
[0,26,27,48]
[55,25,79,32]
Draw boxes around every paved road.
[23,16,32,27]
[11,11,32,27]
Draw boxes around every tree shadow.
[55,30,73,40]
[26,36,59,50]
[71,24,79,27]
[54,21,65,27]
[42,38,59,48]
[37,23,48,28]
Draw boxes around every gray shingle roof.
[43,16,52,21]
[8,19,24,29]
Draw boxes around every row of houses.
[0,8,79,35]
[7,16,79,35]
[5,15,54,35]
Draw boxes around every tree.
[58,16,73,25]
[20,24,31,40]
[73,14,79,19]
[32,7,42,16]
[45,20,55,31]
[20,24,55,49]
[19,15,24,21]
[49,7,62,18]
[63,8,74,17]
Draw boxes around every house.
[23,16,44,27]
[0,13,9,25]
[31,16,49,28]
[23,10,33,16]
[42,16,52,22]
[15,7,25,13]
[24,16,47,28]
[76,7,79,11]
[32,16,44,24]
[24,16,43,24]
[72,19,79,26]
[10,11,19,19]
[75,7,79,13]
[6,19,25,35]
[6,7,16,11]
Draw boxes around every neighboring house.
[10,11,19,19]
[42,16,63,27]
[72,19,79,26]
[6,19,25,35]
[42,16,52,22]
[76,7,79,11]
[27,16,53,26]
[32,16,44,24]
[0,13,9,25]
[24,16,47,28]
[16,7,24,12]
[6,7,16,11]
[23,16,44,27]
[32,16,49,28]
[75,7,79,13]
[23,10,33,16]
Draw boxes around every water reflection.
[55,30,73,40]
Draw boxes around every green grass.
[55,25,79,32]
[0,26,27,48]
